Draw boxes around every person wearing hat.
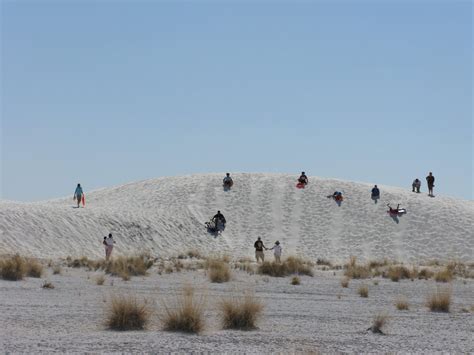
[269,241,282,263]
[254,237,267,263]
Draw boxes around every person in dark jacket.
[371,185,380,203]
[212,211,226,226]
[254,237,267,263]
[426,172,435,197]
[298,172,308,185]
[74,183,84,208]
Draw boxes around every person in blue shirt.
[371,185,380,204]
[74,183,84,208]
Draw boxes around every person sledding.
[206,210,226,234]
[223,173,233,190]
[296,172,308,188]
[371,185,380,203]
[327,191,343,206]
[387,203,406,215]
[73,183,85,208]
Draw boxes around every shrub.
[42,281,55,289]
[161,286,205,333]
[219,294,263,330]
[106,296,151,330]
[291,276,301,285]
[258,257,313,277]
[368,313,388,334]
[344,257,371,279]
[27,260,43,278]
[395,297,409,310]
[96,275,106,285]
[427,288,451,312]
[104,254,153,279]
[208,259,231,283]
[0,255,27,281]
[358,284,369,298]
[435,268,453,283]
[340,277,349,288]
[52,265,62,275]
[386,266,411,282]
[418,268,434,280]
[187,250,202,259]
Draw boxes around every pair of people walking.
[254,237,281,263]
[103,233,115,260]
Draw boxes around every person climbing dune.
[74,183,84,208]
[223,173,233,189]
[371,185,380,203]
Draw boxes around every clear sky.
[1,0,472,201]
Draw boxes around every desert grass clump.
[106,296,151,331]
[418,268,434,280]
[386,265,411,282]
[207,259,231,283]
[340,277,350,288]
[104,254,153,279]
[434,267,453,283]
[427,288,452,312]
[161,286,205,333]
[291,276,301,285]
[358,284,369,298]
[27,259,44,278]
[219,294,263,330]
[0,255,27,281]
[42,281,55,289]
[258,257,313,277]
[96,275,106,285]
[52,265,62,275]
[395,296,409,310]
[344,256,371,279]
[367,313,388,334]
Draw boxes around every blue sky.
[1,1,472,201]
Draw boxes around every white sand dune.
[1,173,472,262]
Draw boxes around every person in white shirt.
[269,241,282,263]
[104,233,115,260]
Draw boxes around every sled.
[205,220,225,235]
[387,208,406,215]
[296,182,306,189]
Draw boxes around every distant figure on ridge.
[412,178,421,193]
[254,237,267,263]
[426,172,435,197]
[74,183,84,208]
[328,191,343,206]
[269,241,282,263]
[371,185,380,204]
[104,233,115,260]
[223,173,233,190]
[297,172,308,188]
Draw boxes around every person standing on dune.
[254,237,267,263]
[269,241,282,263]
[105,233,115,260]
[426,172,435,197]
[74,183,84,208]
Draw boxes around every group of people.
[412,172,435,197]
[254,237,282,263]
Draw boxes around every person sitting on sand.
[105,233,115,260]
[223,173,233,188]
[212,211,226,226]
[269,241,282,263]
[254,237,267,263]
[412,178,421,193]
[298,172,308,185]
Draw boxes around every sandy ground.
[1,263,473,354]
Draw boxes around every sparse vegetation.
[258,257,313,277]
[358,284,369,298]
[160,286,205,333]
[219,294,263,330]
[386,266,411,282]
[42,281,55,289]
[104,254,154,279]
[395,297,409,310]
[52,265,62,275]
[427,288,452,312]
[106,296,151,331]
[207,258,231,283]
[368,313,388,334]
[434,267,453,283]
[344,256,371,279]
[27,260,43,278]
[291,276,301,285]
[0,255,27,281]
[340,277,349,288]
[418,268,434,280]
[96,275,106,285]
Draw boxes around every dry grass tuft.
[219,294,263,330]
[418,268,434,280]
[386,266,411,282]
[434,267,453,283]
[160,286,205,333]
[42,281,55,289]
[427,288,452,312]
[208,259,231,283]
[96,275,106,285]
[106,296,151,331]
[358,284,369,298]
[104,254,154,279]
[258,257,313,277]
[395,296,409,310]
[340,277,350,288]
[344,257,371,279]
[0,255,27,281]
[291,276,301,285]
[368,313,388,334]
[52,265,62,275]
[27,259,44,278]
